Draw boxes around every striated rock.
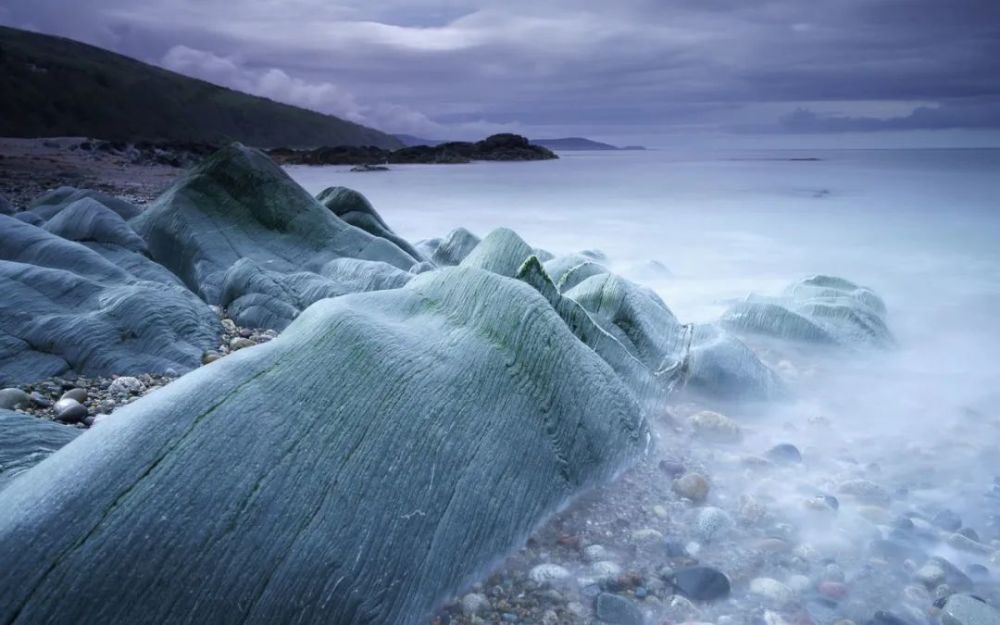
[0,215,221,385]
[721,275,893,348]
[0,266,648,625]
[0,409,80,490]
[316,186,425,262]
[131,143,420,329]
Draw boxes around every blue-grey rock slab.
[0,266,647,625]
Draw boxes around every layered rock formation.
[0,143,880,625]
[721,275,893,347]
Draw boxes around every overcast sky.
[3,0,999,146]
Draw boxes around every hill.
[532,137,647,151]
[0,26,402,149]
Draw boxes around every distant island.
[395,135,647,152]
[271,134,557,165]
[0,26,401,149]
[531,137,647,151]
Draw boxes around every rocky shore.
[1,143,997,625]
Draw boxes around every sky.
[2,0,999,147]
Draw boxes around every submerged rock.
[0,266,648,625]
[666,566,731,601]
[721,275,893,347]
[594,593,644,625]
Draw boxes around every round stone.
[696,507,733,541]
[766,443,802,464]
[673,472,710,503]
[750,577,795,604]
[0,388,31,410]
[461,593,490,615]
[689,410,743,443]
[229,337,255,351]
[108,376,146,397]
[529,563,571,584]
[60,387,88,403]
[594,592,644,625]
[667,566,731,602]
[53,397,88,424]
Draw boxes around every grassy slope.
[0,26,402,149]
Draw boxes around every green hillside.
[0,26,402,149]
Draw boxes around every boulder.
[316,186,425,262]
[721,275,892,347]
[131,143,420,325]
[0,215,220,385]
[0,266,647,625]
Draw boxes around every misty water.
[290,149,1000,624]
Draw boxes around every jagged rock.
[0,409,80,490]
[316,186,425,262]
[721,275,892,347]
[0,266,647,625]
[131,144,420,326]
[0,215,221,385]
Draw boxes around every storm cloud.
[2,0,998,144]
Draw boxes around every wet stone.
[594,593,644,625]
[666,566,731,602]
[766,443,803,464]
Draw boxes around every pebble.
[659,460,686,478]
[667,566,731,601]
[202,350,222,364]
[0,388,31,409]
[818,581,849,600]
[592,561,623,580]
[749,577,795,604]
[915,564,946,587]
[108,376,145,397]
[229,337,255,351]
[584,544,610,562]
[594,592,644,625]
[461,593,490,615]
[673,472,710,503]
[631,528,664,543]
[838,479,891,505]
[941,594,1000,625]
[52,397,87,424]
[653,505,668,518]
[529,563,570,584]
[787,575,811,592]
[689,410,743,443]
[947,533,993,555]
[766,443,802,464]
[60,388,88,403]
[696,507,732,541]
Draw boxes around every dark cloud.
[1,0,998,142]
